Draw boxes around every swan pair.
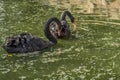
[2,11,76,53]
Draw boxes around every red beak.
[58,28,62,36]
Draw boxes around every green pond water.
[0,0,120,80]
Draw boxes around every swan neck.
[44,17,62,44]
[61,11,75,23]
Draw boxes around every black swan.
[2,18,62,53]
[46,10,76,38]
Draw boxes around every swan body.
[2,33,53,53]
[2,18,61,53]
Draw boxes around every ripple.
[0,68,10,74]
[18,76,27,80]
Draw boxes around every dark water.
[0,0,120,80]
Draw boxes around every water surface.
[0,0,120,80]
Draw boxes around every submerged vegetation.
[0,0,120,80]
